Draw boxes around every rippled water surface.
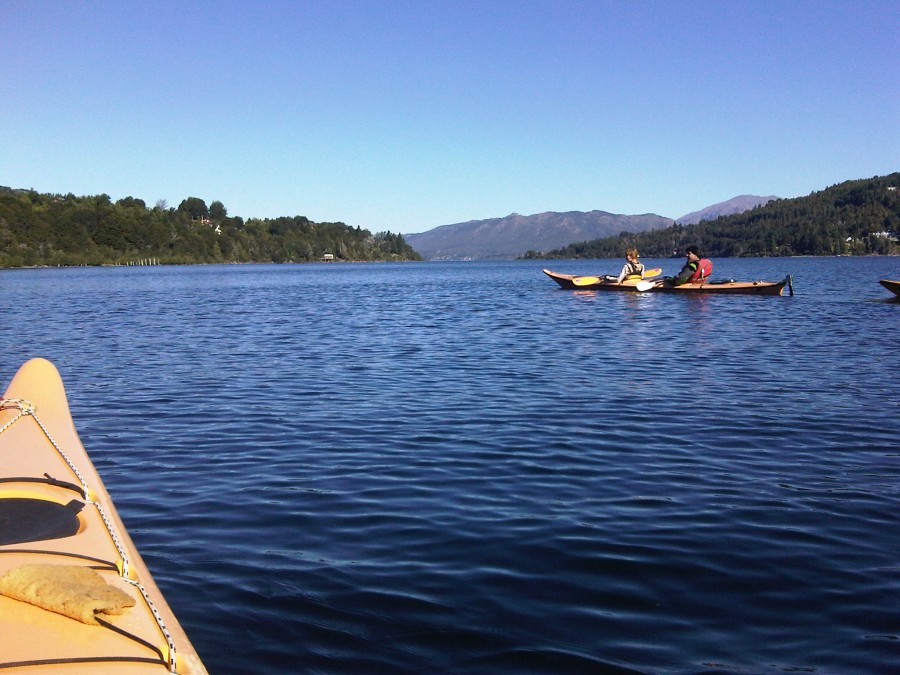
[2,258,899,674]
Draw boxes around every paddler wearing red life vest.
[670,245,712,286]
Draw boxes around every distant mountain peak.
[677,195,779,225]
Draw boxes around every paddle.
[635,279,661,292]
[571,275,607,286]
[572,267,662,287]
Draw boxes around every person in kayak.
[609,248,646,283]
[669,245,712,286]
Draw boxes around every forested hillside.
[536,173,900,259]
[0,189,420,267]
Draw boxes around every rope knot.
[0,398,35,414]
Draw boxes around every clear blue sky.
[2,0,897,234]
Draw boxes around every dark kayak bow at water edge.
[880,279,900,297]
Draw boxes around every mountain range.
[405,211,673,260]
[406,196,778,260]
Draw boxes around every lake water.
[1,257,899,674]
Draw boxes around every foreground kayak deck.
[543,269,794,296]
[880,279,900,297]
[0,359,207,674]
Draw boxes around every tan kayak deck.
[0,359,206,674]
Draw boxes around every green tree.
[178,197,209,220]
[209,200,227,222]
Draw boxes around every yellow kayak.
[0,358,206,674]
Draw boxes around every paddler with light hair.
[612,248,646,283]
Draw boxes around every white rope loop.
[0,398,34,434]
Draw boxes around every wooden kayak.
[543,269,794,296]
[880,279,900,297]
[0,358,207,674]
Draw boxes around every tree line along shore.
[2,172,897,268]
[0,190,421,268]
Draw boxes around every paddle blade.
[574,268,660,286]
[635,280,658,292]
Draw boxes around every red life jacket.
[689,258,713,283]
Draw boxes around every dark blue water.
[2,258,899,674]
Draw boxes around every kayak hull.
[543,269,793,296]
[0,359,207,674]
[880,279,900,297]
[542,269,654,291]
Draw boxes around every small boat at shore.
[880,280,900,297]
[0,358,207,674]
[543,269,794,296]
